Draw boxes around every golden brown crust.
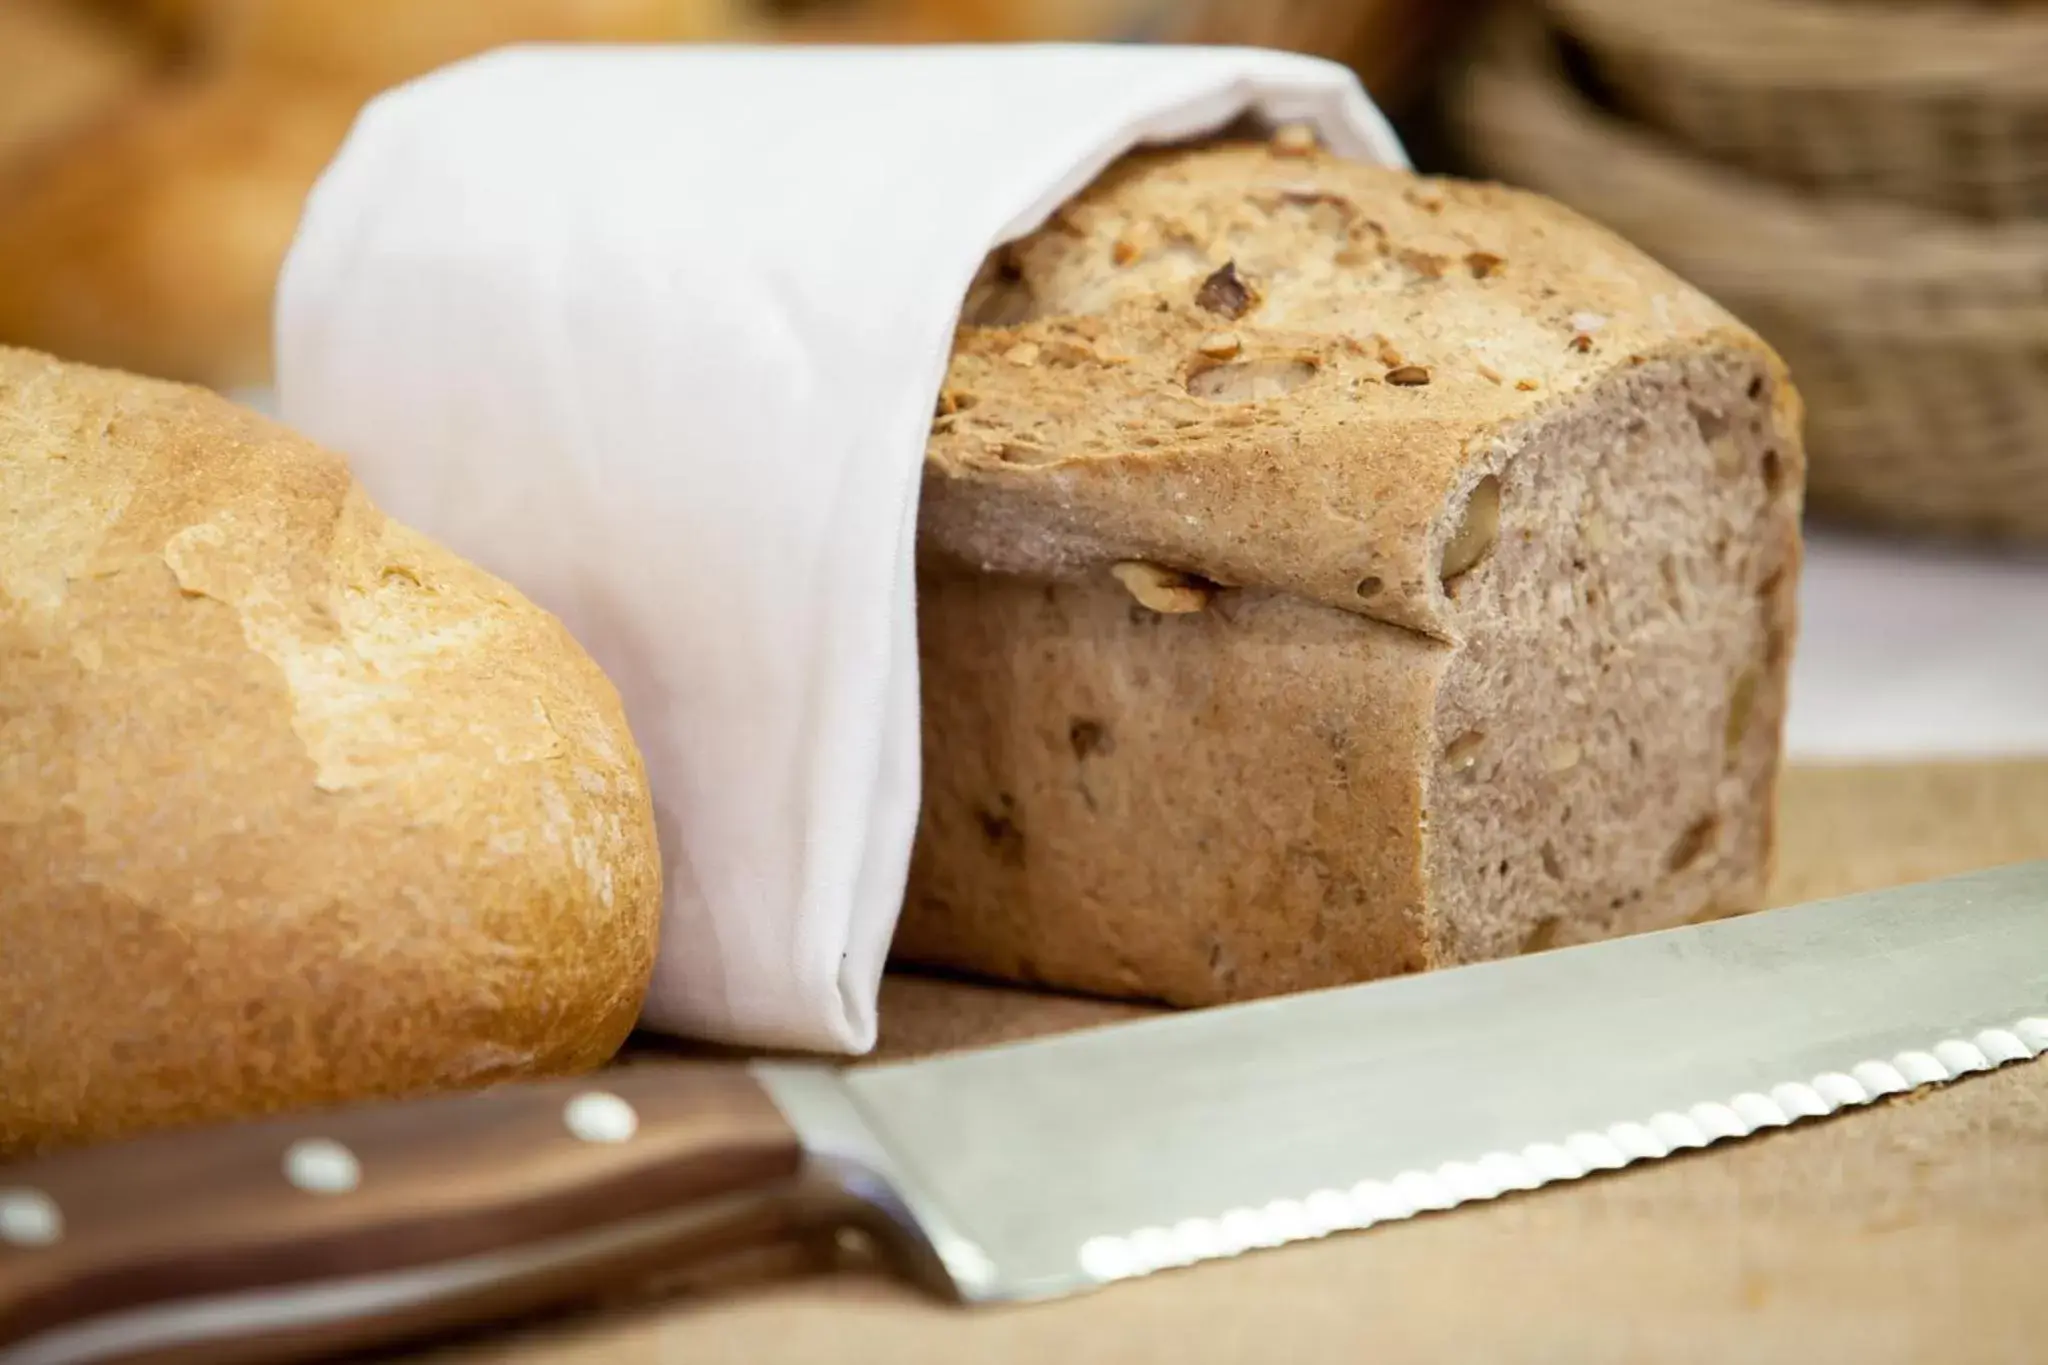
[0,73,363,389]
[922,139,1779,641]
[0,347,662,1155]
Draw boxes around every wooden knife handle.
[0,1063,827,1365]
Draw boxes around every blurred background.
[4,0,2044,760]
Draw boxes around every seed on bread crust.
[1195,261,1256,319]
[1270,123,1319,157]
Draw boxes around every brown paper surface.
[405,760,2048,1364]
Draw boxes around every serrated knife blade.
[3,863,2044,1365]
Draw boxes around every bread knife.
[3,861,2045,1365]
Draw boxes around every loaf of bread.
[901,136,1804,1005]
[0,347,662,1156]
[0,0,149,171]
[89,0,230,53]
[203,0,754,86]
[0,74,361,389]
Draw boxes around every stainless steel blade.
[757,861,2048,1303]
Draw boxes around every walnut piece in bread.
[0,348,662,1156]
[902,140,1804,1005]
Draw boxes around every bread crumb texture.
[0,346,661,1156]
[903,140,1805,1007]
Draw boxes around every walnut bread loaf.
[902,134,1804,1007]
[0,347,662,1156]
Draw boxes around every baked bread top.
[1,346,661,1152]
[922,134,1799,640]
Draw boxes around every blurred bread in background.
[0,74,363,389]
[1168,0,1485,115]
[771,0,1165,42]
[0,0,765,388]
[0,0,1489,390]
[199,0,758,87]
[84,0,228,51]
[0,0,151,167]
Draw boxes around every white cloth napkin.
[274,43,1409,1054]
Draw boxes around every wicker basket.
[1445,12,2048,542]
[1543,0,2048,221]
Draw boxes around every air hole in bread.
[1355,574,1384,599]
[962,252,1037,328]
[1521,915,1562,954]
[1443,730,1486,773]
[1761,449,1784,494]
[1660,554,1687,615]
[1666,815,1719,873]
[1068,718,1112,759]
[1540,841,1564,879]
[1724,666,1760,755]
[1440,474,1500,583]
[1691,404,1729,444]
[1186,358,1315,402]
[1748,375,1767,401]
[975,799,1026,866]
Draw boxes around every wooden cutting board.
[401,759,2048,1365]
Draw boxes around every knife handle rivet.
[564,1091,639,1145]
[0,1188,63,1248]
[284,1139,363,1195]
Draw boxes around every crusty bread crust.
[921,140,1798,642]
[901,138,1803,1005]
[0,347,662,1155]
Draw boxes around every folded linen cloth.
[274,41,1408,1053]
